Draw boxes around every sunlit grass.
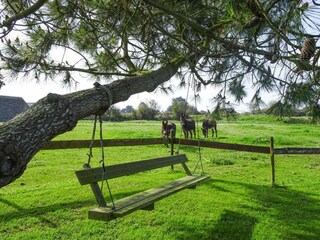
[1,115,319,239]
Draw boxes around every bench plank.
[76,154,189,185]
[88,174,210,221]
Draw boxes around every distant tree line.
[96,96,319,123]
[100,97,199,121]
[249,100,320,123]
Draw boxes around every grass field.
[0,115,319,239]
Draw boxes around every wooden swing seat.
[75,154,210,221]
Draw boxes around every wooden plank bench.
[75,154,210,221]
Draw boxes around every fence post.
[170,129,174,170]
[270,137,275,187]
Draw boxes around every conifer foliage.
[0,1,319,118]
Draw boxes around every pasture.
[0,115,319,239]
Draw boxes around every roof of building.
[0,95,29,122]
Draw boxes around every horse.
[162,121,176,139]
[180,113,196,139]
[201,119,217,138]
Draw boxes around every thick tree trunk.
[0,59,182,187]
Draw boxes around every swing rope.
[85,115,116,210]
[176,79,191,154]
[191,80,204,175]
[85,115,97,168]
[175,76,205,175]
[97,115,116,210]
[84,83,116,209]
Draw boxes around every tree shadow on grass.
[0,189,146,225]
[0,197,95,228]
[207,179,320,240]
[209,210,257,240]
[168,207,257,240]
[168,178,319,240]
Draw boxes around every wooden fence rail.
[43,138,271,153]
[42,137,320,187]
[176,139,270,154]
[42,138,165,149]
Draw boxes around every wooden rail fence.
[42,137,320,187]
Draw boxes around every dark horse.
[201,119,217,138]
[180,113,196,139]
[162,121,176,139]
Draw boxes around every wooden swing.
[75,154,209,221]
[75,116,209,222]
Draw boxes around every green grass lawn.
[1,115,319,239]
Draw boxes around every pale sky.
[0,18,275,114]
[1,76,245,112]
[1,0,319,114]
[0,43,236,112]
[0,41,273,114]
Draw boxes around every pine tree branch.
[2,0,48,28]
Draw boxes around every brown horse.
[180,113,196,139]
[201,119,217,138]
[162,121,176,139]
